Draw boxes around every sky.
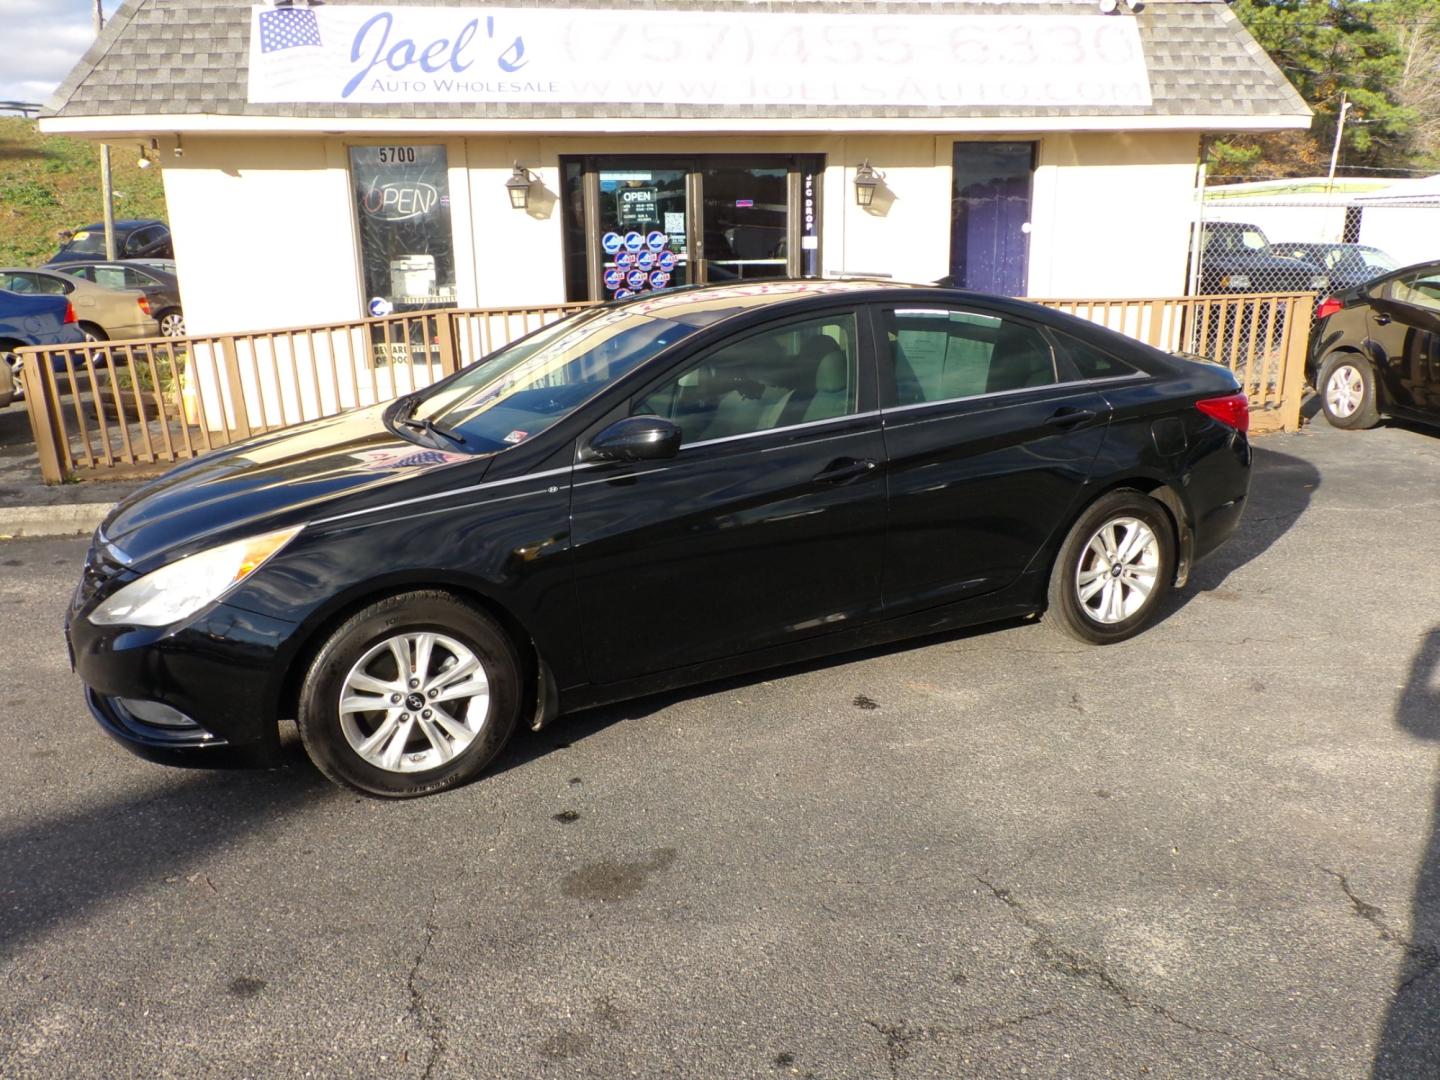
[0,0,122,106]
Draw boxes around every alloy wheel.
[1075,516,1160,625]
[338,631,491,773]
[1325,364,1363,418]
[160,312,185,337]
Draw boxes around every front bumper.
[68,600,300,768]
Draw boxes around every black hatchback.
[67,282,1252,798]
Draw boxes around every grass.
[0,116,167,267]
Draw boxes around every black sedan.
[67,281,1251,798]
[1309,260,1440,429]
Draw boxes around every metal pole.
[94,0,116,260]
[1326,93,1352,194]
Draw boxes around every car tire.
[79,323,108,343]
[297,591,522,798]
[1045,490,1175,645]
[157,309,185,338]
[1318,352,1380,430]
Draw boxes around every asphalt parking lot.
[2,420,1438,1078]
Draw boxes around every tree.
[1211,0,1432,179]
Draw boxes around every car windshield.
[1359,247,1399,273]
[62,231,109,255]
[407,306,701,453]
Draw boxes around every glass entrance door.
[596,166,690,301]
[700,162,789,283]
[562,155,823,301]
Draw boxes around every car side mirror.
[583,416,681,463]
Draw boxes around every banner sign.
[248,5,1152,107]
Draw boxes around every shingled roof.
[43,0,1309,128]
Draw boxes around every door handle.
[1375,313,1392,326]
[813,457,878,484]
[1045,407,1098,429]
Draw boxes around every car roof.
[607,278,1030,328]
[71,219,166,232]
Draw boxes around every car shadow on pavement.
[491,617,1034,777]
[1148,441,1320,629]
[1371,627,1440,1078]
[499,441,1323,771]
[0,765,333,959]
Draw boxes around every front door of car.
[873,303,1111,614]
[1367,267,1440,415]
[569,309,887,683]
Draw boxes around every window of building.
[350,146,457,314]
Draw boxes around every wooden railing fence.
[16,291,1309,484]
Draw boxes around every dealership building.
[42,0,1309,337]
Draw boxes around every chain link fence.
[1189,180,1440,385]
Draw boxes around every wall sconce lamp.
[853,161,885,207]
[136,137,159,169]
[506,164,536,210]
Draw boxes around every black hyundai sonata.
[68,281,1251,797]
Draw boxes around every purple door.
[949,143,1035,297]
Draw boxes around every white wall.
[1028,131,1200,298]
[162,128,1206,337]
[1358,207,1440,268]
[160,136,362,336]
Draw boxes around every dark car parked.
[47,219,172,265]
[1271,241,1399,291]
[1310,260,1440,429]
[48,260,184,337]
[0,288,86,394]
[1198,221,1330,295]
[67,281,1251,798]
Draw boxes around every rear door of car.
[568,307,888,682]
[871,301,1113,616]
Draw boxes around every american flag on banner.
[258,7,321,52]
[251,5,333,98]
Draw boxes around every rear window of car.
[1050,331,1139,381]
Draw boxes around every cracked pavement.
[2,420,1440,1077]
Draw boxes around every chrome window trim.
[880,374,1147,418]
[678,410,882,451]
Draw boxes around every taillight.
[137,295,151,316]
[1196,392,1249,433]
[1316,296,1343,320]
[63,301,77,324]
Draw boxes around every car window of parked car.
[1049,330,1138,380]
[1360,248,1399,273]
[30,273,70,295]
[634,313,859,443]
[885,308,1056,405]
[61,231,107,256]
[415,308,701,453]
[90,267,129,291]
[1384,270,1440,313]
[62,267,94,283]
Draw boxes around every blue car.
[0,288,88,396]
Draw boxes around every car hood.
[100,403,486,564]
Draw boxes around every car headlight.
[1309,274,1328,289]
[90,526,301,628]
